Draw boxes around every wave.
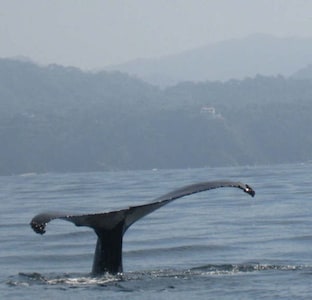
[6,263,311,288]
[190,263,305,274]
[6,272,120,287]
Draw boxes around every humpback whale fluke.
[30,180,255,275]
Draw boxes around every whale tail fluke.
[30,180,255,275]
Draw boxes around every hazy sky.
[1,0,312,70]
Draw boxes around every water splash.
[5,263,311,291]
[6,272,121,287]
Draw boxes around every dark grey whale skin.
[30,180,255,275]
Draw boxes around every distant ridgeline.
[0,58,312,175]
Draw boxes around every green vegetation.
[1,59,312,175]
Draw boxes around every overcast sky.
[1,0,312,70]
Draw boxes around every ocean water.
[1,163,312,299]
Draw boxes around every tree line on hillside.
[0,59,312,175]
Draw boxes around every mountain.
[291,64,312,79]
[105,34,312,86]
[1,58,312,175]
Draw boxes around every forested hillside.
[1,59,312,175]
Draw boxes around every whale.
[30,180,255,275]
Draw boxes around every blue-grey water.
[1,163,312,299]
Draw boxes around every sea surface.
[1,163,312,299]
